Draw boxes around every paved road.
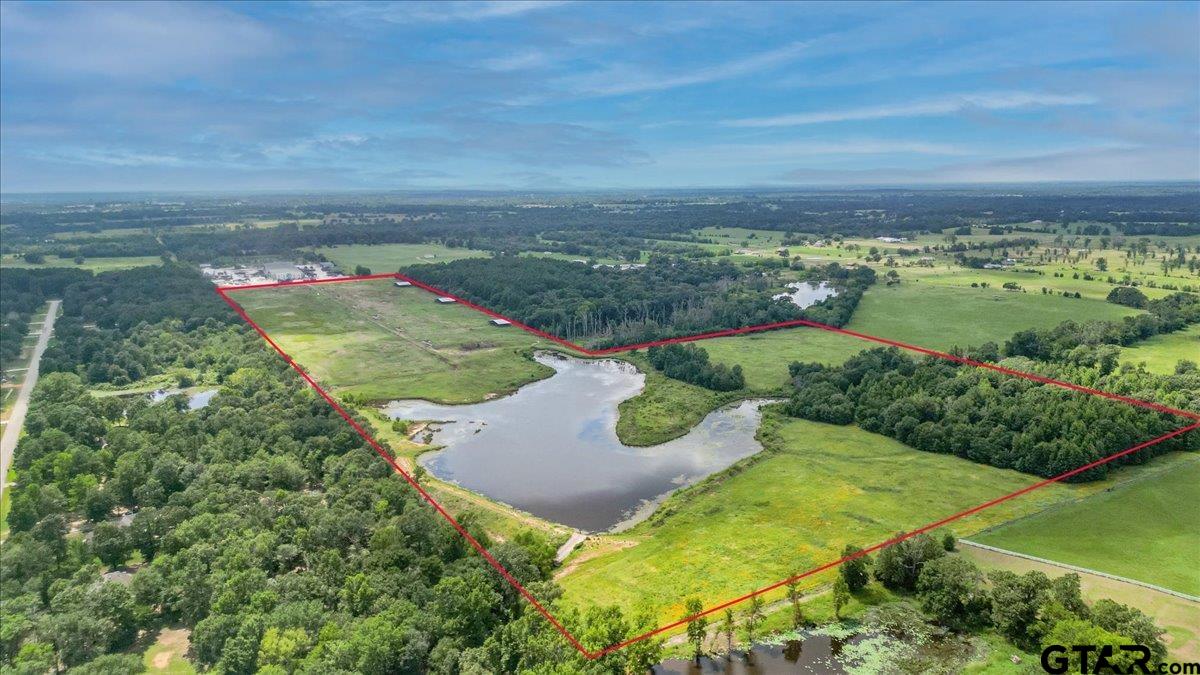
[0,300,60,503]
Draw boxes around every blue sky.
[1,1,1197,192]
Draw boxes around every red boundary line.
[218,273,1198,658]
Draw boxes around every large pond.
[773,280,838,308]
[386,353,775,532]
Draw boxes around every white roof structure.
[436,297,457,303]
[394,280,413,287]
[490,318,512,326]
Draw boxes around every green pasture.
[233,278,554,403]
[519,250,634,266]
[0,255,163,272]
[845,281,1141,352]
[975,457,1200,596]
[701,328,868,389]
[1120,324,1200,373]
[902,260,1193,301]
[312,243,489,273]
[557,415,1122,624]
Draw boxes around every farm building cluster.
[201,261,343,286]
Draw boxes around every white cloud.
[654,138,969,169]
[726,91,1098,127]
[313,1,567,24]
[481,49,552,72]
[780,145,1198,185]
[0,1,279,82]
[566,41,809,97]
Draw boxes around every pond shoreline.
[386,352,780,533]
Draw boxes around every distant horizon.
[3,1,1197,193]
[4,179,1199,203]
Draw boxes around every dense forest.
[1,267,666,673]
[16,265,243,387]
[404,257,874,347]
[784,348,1197,482]
[646,344,745,391]
[0,268,89,370]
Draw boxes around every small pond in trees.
[773,280,838,308]
[149,388,218,410]
[658,631,859,673]
[386,352,776,532]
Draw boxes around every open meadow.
[974,456,1200,596]
[556,414,1184,625]
[695,279,1144,387]
[233,278,554,403]
[697,329,868,390]
[846,281,1141,351]
[0,255,163,272]
[311,242,489,272]
[1120,324,1200,373]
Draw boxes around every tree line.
[1004,291,1199,362]
[405,256,802,347]
[784,347,1197,482]
[405,257,874,348]
[26,264,241,387]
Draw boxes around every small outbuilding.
[436,297,457,304]
[489,319,512,327]
[394,280,413,287]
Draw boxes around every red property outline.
[217,273,1199,659]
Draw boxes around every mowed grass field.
[0,255,163,272]
[700,328,868,389]
[312,243,489,273]
[1120,324,1200,373]
[846,282,1141,352]
[901,263,1185,302]
[233,279,554,403]
[974,457,1200,596]
[557,414,1156,623]
[698,280,1143,389]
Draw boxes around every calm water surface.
[773,281,838,308]
[386,353,775,532]
[150,388,218,410]
[658,633,860,674]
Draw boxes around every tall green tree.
[683,597,707,665]
[832,577,849,620]
[916,556,989,630]
[741,594,765,658]
[785,575,804,628]
[840,545,871,592]
[720,609,735,660]
[989,570,1051,650]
